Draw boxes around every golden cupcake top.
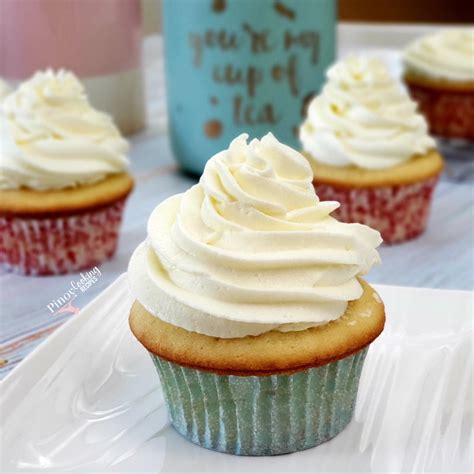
[130,280,385,374]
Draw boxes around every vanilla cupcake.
[300,57,443,244]
[0,70,133,275]
[403,29,474,141]
[128,133,384,456]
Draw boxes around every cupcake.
[128,133,384,456]
[0,70,133,275]
[403,29,474,141]
[300,57,444,244]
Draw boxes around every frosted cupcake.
[403,29,474,141]
[0,70,133,275]
[129,133,384,456]
[300,57,443,244]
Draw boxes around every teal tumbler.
[162,0,336,174]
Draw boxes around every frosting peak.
[0,69,129,190]
[300,56,435,170]
[129,133,382,338]
[327,55,392,87]
[404,29,474,82]
[201,133,322,221]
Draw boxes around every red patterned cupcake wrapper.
[314,176,440,244]
[406,82,474,140]
[0,200,126,276]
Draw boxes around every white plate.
[1,275,472,473]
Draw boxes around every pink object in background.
[0,0,145,135]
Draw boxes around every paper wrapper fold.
[314,176,440,244]
[0,200,126,275]
[150,348,368,456]
[406,82,474,140]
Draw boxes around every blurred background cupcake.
[300,56,444,244]
[403,29,474,142]
[128,133,384,456]
[0,70,134,275]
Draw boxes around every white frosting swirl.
[129,133,382,338]
[404,29,474,82]
[300,57,435,170]
[0,79,11,101]
[0,70,129,190]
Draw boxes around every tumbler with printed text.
[162,0,336,174]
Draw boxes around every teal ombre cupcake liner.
[149,347,368,456]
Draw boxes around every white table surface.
[1,32,473,380]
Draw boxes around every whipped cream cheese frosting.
[129,133,382,338]
[404,29,474,82]
[0,70,129,190]
[300,57,435,170]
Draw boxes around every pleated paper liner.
[405,81,474,140]
[314,175,440,244]
[0,199,126,276]
[149,347,369,456]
